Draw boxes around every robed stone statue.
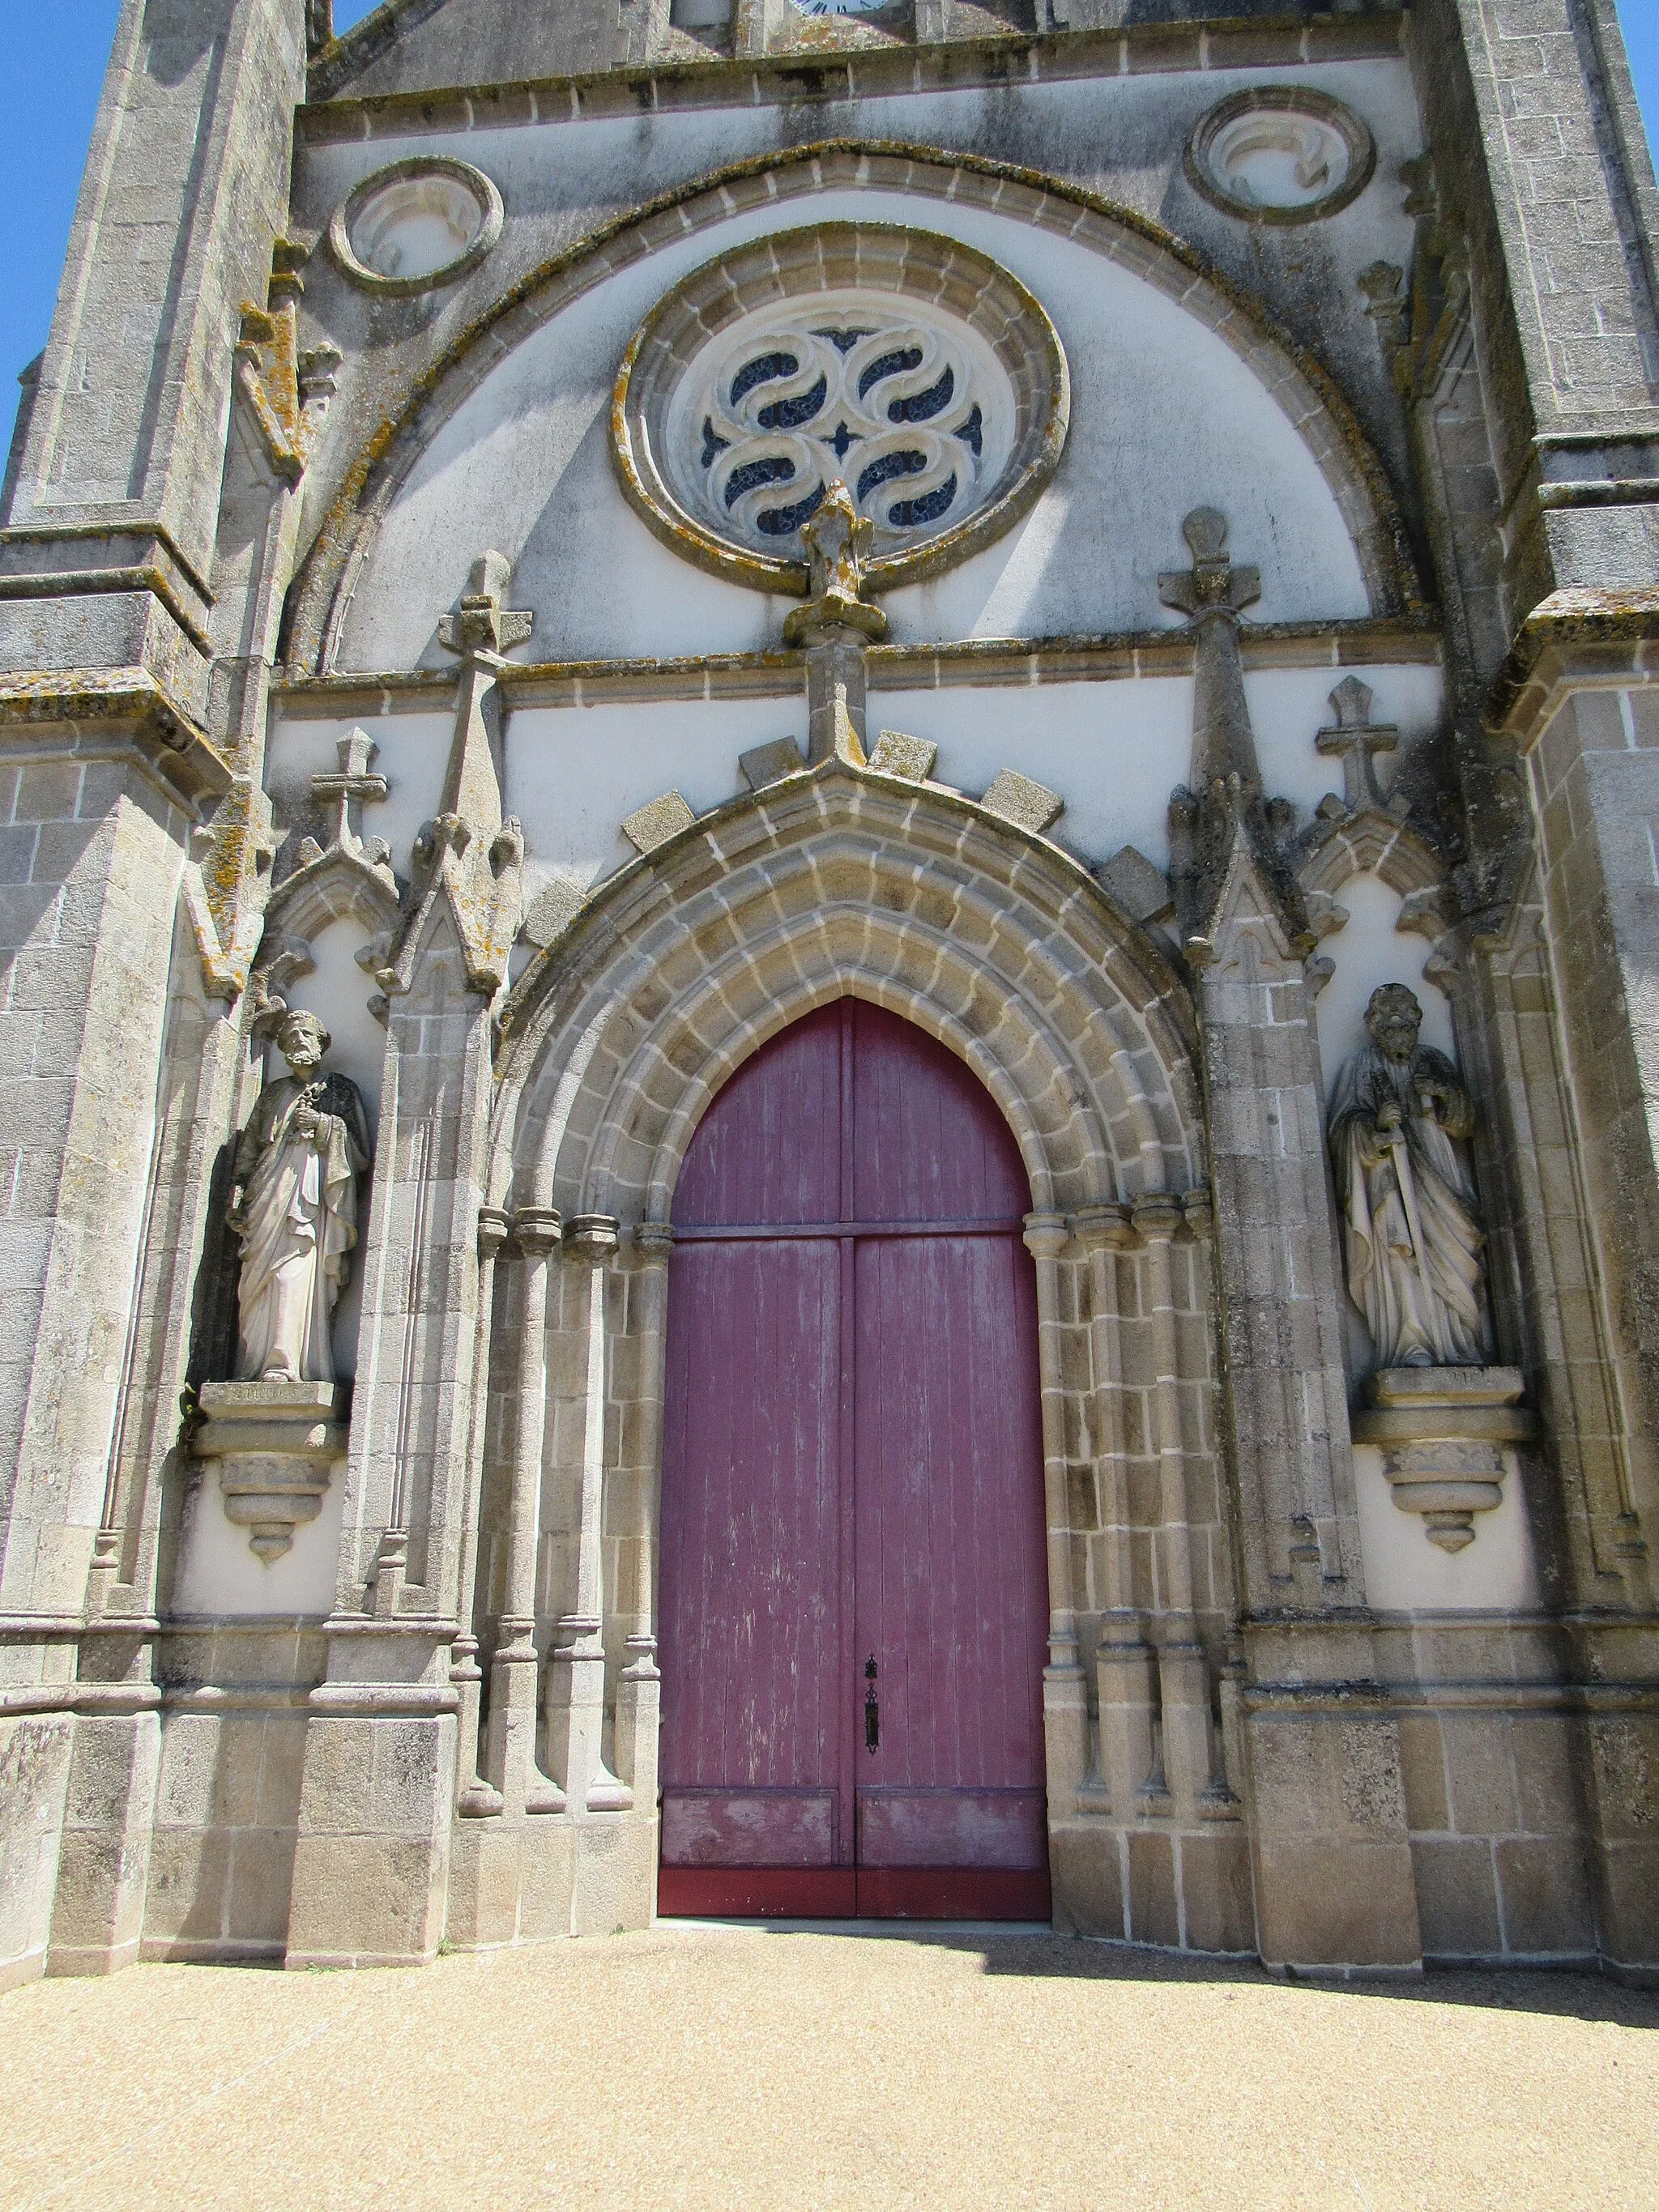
[228,1011,370,1385]
[1328,983,1491,1370]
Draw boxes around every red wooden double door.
[658,1000,1051,1920]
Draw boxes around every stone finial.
[437,550,535,664]
[1158,507,1263,797]
[1157,507,1262,627]
[1315,677,1398,814]
[385,552,532,995]
[1158,507,1307,953]
[783,481,889,646]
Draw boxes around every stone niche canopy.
[612,220,1071,597]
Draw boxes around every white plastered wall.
[265,662,1444,918]
[332,184,1374,670]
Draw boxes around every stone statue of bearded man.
[228,1011,369,1385]
[1328,983,1491,1370]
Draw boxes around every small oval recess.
[329,157,504,293]
[1184,88,1375,226]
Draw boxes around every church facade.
[2,0,1658,1983]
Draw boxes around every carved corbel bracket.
[194,1379,349,1562]
[1351,1366,1537,1552]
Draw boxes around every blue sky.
[0,2,1654,403]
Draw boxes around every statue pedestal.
[194,1381,350,1563]
[1350,1367,1538,1553]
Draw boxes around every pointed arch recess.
[490,763,1204,1225]
[285,142,1422,673]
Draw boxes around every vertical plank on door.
[852,1230,1050,1913]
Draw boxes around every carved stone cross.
[437,550,535,667]
[309,727,389,856]
[1315,676,1397,813]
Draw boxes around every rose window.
[680,310,998,551]
[613,224,1069,597]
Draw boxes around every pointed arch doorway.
[656,999,1051,1920]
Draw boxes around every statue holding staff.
[228,1011,370,1385]
[1328,983,1491,1370]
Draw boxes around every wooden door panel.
[856,1788,1047,1869]
[848,1000,1030,1225]
[663,1788,838,1868]
[672,1002,843,1229]
[658,1235,849,1875]
[854,1868,1051,1920]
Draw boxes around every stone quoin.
[1,0,1657,1988]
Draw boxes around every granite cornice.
[0,670,233,809]
[300,12,1407,133]
[1488,586,1659,748]
[0,521,216,614]
[271,614,1444,720]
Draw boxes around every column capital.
[511,1205,563,1257]
[476,1205,510,1259]
[1022,1210,1070,1259]
[1181,1187,1214,1240]
[1073,1201,1137,1253]
[633,1219,676,1260]
[566,1213,621,1264]
[1131,1192,1183,1243]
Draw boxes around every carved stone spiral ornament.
[612,224,1069,598]
[683,310,997,552]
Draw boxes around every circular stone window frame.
[1184,87,1376,228]
[611,222,1071,599]
[328,156,505,296]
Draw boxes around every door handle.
[864,1653,879,1754]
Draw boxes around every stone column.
[545,1217,631,1818]
[481,1208,564,1819]
[453,1205,509,1818]
[1132,1194,1214,1821]
[611,1222,673,1813]
[1076,1204,1158,1829]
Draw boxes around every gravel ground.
[2,1922,1656,2211]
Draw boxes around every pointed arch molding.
[285,143,1422,673]
[492,765,1205,1222]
